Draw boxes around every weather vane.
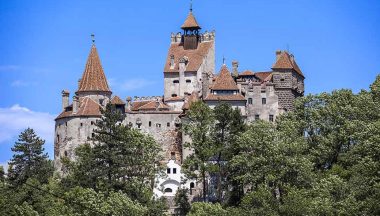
[91,34,95,44]
[190,0,193,12]
[223,55,226,65]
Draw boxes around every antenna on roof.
[91,34,95,44]
[190,0,193,12]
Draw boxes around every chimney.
[232,60,239,78]
[73,96,79,114]
[126,96,132,110]
[61,90,70,110]
[276,50,282,61]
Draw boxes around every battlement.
[133,96,163,102]
[170,31,215,44]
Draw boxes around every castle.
[54,8,305,199]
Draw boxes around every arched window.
[164,188,173,193]
[190,182,195,188]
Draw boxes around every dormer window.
[99,99,104,105]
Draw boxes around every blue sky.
[0,0,379,167]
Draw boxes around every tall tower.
[54,38,112,171]
[272,50,305,111]
[163,7,215,106]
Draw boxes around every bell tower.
[181,5,201,50]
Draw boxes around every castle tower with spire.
[54,40,112,171]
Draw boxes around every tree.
[174,188,191,216]
[63,104,163,204]
[7,128,53,186]
[182,101,215,202]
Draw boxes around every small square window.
[255,115,260,121]
[262,98,266,105]
[167,168,171,174]
[269,115,274,122]
[167,122,170,127]
[248,98,252,105]
[156,123,161,128]
[173,168,177,174]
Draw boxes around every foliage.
[188,202,227,216]
[174,188,191,216]
[7,128,54,186]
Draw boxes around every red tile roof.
[204,94,246,101]
[131,100,170,111]
[272,51,304,77]
[56,97,102,120]
[77,44,111,93]
[110,95,125,105]
[211,65,239,90]
[165,96,184,102]
[254,72,272,81]
[240,70,254,76]
[182,91,199,110]
[181,11,201,29]
[164,41,213,73]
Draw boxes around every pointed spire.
[181,3,201,30]
[77,39,111,93]
[211,65,239,90]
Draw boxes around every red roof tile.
[204,94,246,101]
[110,95,126,105]
[56,97,102,120]
[77,44,111,93]
[165,96,184,102]
[164,41,213,73]
[182,91,199,110]
[272,51,304,77]
[181,11,201,29]
[131,100,170,111]
[240,70,254,76]
[254,72,272,81]
[211,65,239,90]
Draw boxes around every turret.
[61,90,70,110]
[181,6,201,50]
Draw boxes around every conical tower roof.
[211,65,239,90]
[181,11,201,29]
[77,44,111,93]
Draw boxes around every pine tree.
[174,188,191,216]
[8,128,53,186]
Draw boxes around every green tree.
[63,104,163,205]
[7,128,53,186]
[174,188,191,216]
[182,101,215,202]
[188,202,227,216]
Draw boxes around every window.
[92,133,95,138]
[171,94,177,97]
[190,182,195,189]
[149,121,152,127]
[248,98,252,105]
[80,123,83,127]
[99,99,104,105]
[167,168,171,174]
[156,123,161,128]
[64,151,68,157]
[91,121,94,125]
[269,115,274,122]
[56,135,60,142]
[171,152,176,160]
[262,98,266,105]
[255,115,260,121]
[65,122,67,126]
[167,122,170,127]
[280,78,285,82]
[164,188,172,193]
[186,79,191,83]
[173,80,179,84]
[173,168,177,174]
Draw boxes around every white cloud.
[0,161,9,174]
[0,104,55,144]
[0,65,21,72]
[11,80,38,87]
